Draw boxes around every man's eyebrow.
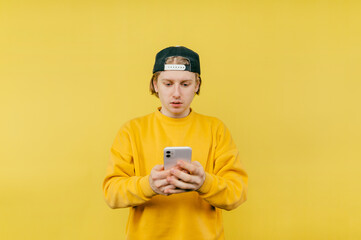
[160,79,173,82]
[161,79,193,81]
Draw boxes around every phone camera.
[166,151,170,154]
[166,155,171,158]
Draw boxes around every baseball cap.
[152,46,200,74]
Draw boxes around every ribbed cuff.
[197,172,213,194]
[139,175,157,198]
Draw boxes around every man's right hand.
[149,165,173,195]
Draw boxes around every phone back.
[163,147,192,170]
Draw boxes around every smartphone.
[163,146,192,170]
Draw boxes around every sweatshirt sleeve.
[102,125,156,209]
[197,121,248,211]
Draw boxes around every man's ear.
[195,79,200,93]
[153,79,158,92]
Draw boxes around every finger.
[165,188,187,194]
[159,184,175,195]
[177,161,198,175]
[151,169,171,180]
[161,185,176,192]
[153,164,164,171]
[170,169,198,184]
[153,178,169,189]
[163,184,187,194]
[193,161,202,168]
[157,169,171,179]
[167,176,197,190]
[163,184,176,190]
[170,165,189,174]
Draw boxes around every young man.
[103,46,248,240]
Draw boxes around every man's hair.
[149,56,202,97]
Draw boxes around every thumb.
[193,161,202,167]
[153,164,164,171]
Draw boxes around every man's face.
[154,70,199,118]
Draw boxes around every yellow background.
[1,1,360,239]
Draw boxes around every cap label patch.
[164,64,186,71]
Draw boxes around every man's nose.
[173,84,181,97]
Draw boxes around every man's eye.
[182,84,189,87]
[164,83,172,86]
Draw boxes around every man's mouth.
[170,101,182,107]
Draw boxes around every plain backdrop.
[1,1,360,239]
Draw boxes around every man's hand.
[149,165,174,195]
[165,160,206,194]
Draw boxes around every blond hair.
[149,56,202,97]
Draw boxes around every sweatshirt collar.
[155,107,195,124]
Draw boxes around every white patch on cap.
[164,64,186,71]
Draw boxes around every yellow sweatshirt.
[103,109,248,240]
